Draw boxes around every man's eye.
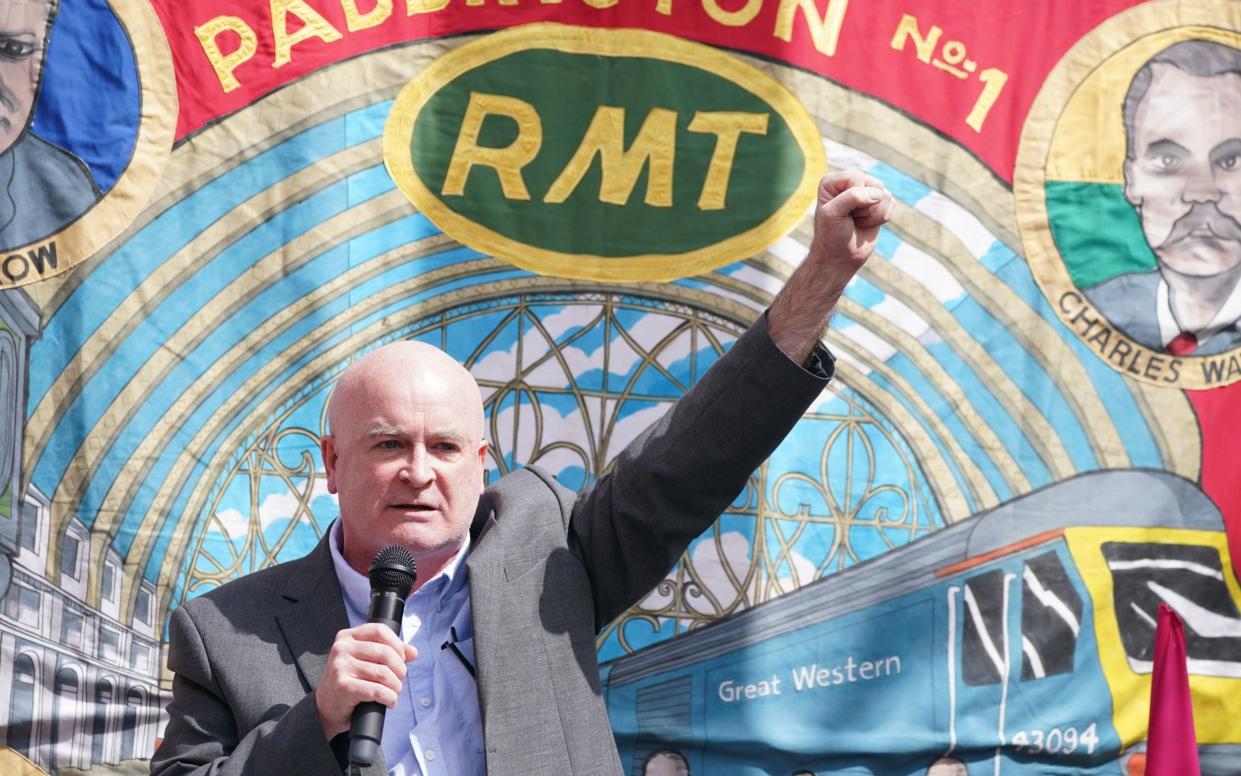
[1151,153,1182,172]
[0,38,35,61]
[378,440,401,449]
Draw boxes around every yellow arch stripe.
[748,236,1021,502]
[24,51,422,317]
[1127,379,1201,480]
[780,213,1074,484]
[891,207,1131,469]
[27,135,386,518]
[771,61,1021,250]
[826,322,992,520]
[92,211,480,618]
[823,361,971,524]
[836,296,1031,495]
[846,223,1077,482]
[786,57,1153,472]
[127,240,495,624]
[832,298,1001,512]
[70,196,437,612]
[52,190,413,598]
[667,261,983,521]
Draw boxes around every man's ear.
[477,439,489,493]
[1123,158,1140,206]
[321,434,339,494]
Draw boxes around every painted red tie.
[1165,331,1198,357]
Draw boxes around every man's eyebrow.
[364,426,471,444]
[1144,138,1188,155]
[366,424,404,437]
[1212,138,1241,154]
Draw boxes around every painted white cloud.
[213,508,248,541]
[773,550,818,596]
[684,530,754,616]
[635,529,752,614]
[471,304,604,381]
[258,478,334,533]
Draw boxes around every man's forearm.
[767,171,893,365]
[767,255,851,365]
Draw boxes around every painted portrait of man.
[1084,39,1241,357]
[0,0,99,252]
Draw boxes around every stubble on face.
[323,341,488,579]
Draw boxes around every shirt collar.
[327,518,471,616]
[1157,273,1241,348]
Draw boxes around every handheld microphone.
[348,545,417,768]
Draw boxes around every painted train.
[600,470,1241,775]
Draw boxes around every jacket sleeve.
[149,603,348,776]
[566,312,833,629]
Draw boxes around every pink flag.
[1145,604,1200,776]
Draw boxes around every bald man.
[151,172,894,776]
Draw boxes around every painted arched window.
[178,293,941,662]
[121,687,143,760]
[52,664,81,770]
[6,652,36,757]
[92,678,115,765]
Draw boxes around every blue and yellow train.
[601,470,1241,775]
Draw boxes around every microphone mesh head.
[369,545,417,597]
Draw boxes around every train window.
[962,569,1007,685]
[1102,542,1241,676]
[632,676,693,773]
[1020,552,1083,680]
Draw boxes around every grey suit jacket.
[0,132,99,252]
[150,315,831,776]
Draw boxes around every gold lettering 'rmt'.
[544,106,676,207]
[442,92,544,200]
[440,93,770,209]
[688,111,769,210]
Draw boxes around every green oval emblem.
[384,24,824,282]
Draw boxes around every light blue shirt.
[328,520,485,776]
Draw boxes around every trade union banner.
[1,0,1240,773]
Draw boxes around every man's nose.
[1183,161,1222,204]
[398,447,433,486]
[0,76,15,112]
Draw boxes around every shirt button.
[425,749,436,761]
[420,697,432,708]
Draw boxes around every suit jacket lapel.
[467,501,503,719]
[274,535,349,693]
[274,533,390,775]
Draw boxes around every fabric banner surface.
[1,0,1240,773]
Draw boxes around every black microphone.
[348,545,417,768]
